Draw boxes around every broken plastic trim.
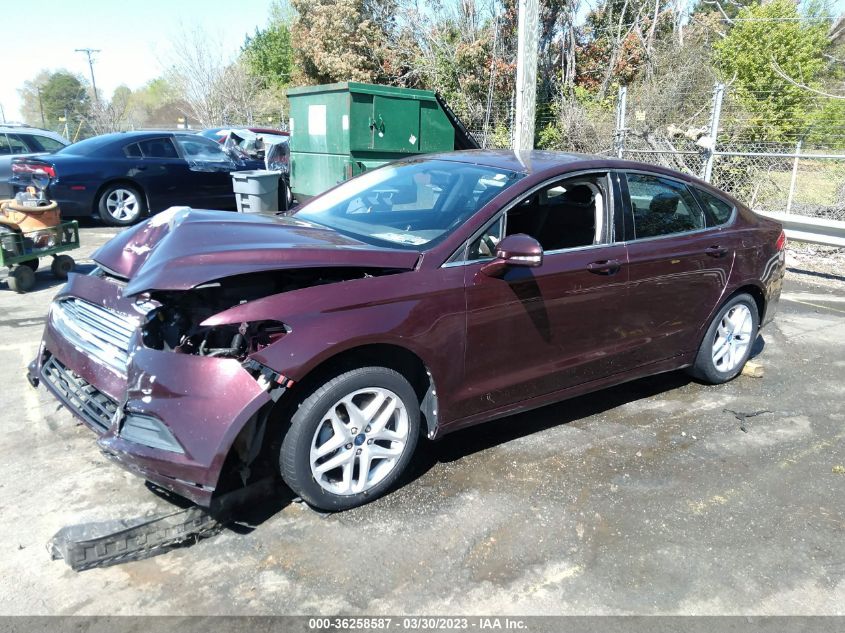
[47,477,276,571]
[242,358,295,401]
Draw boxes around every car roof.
[425,149,605,175]
[0,126,68,143]
[422,149,719,185]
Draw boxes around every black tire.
[8,265,36,293]
[687,293,759,384]
[280,367,420,511]
[20,258,39,272]
[51,254,75,279]
[97,183,146,226]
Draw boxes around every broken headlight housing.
[141,307,288,360]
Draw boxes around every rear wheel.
[97,184,146,226]
[51,254,75,279]
[280,367,420,511]
[687,293,759,384]
[20,258,39,272]
[8,265,35,293]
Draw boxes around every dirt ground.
[0,227,843,616]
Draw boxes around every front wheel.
[280,367,420,511]
[687,293,759,384]
[8,264,36,293]
[97,184,146,226]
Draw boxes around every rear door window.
[138,138,179,159]
[626,173,705,239]
[5,134,30,155]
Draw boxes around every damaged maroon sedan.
[27,151,785,511]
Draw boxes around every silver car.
[0,125,69,198]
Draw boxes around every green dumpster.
[286,82,478,200]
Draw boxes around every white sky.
[0,0,275,123]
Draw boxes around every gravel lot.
[0,225,843,616]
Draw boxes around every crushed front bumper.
[28,273,273,506]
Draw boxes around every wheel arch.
[213,342,439,497]
[728,282,766,324]
[280,343,438,435]
[690,281,766,359]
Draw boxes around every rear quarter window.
[695,188,735,227]
[22,134,66,152]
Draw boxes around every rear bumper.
[761,250,786,327]
[28,274,273,506]
[11,180,92,217]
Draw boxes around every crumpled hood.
[92,207,420,296]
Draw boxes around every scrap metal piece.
[47,507,221,571]
[47,477,276,571]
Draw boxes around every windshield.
[294,160,523,250]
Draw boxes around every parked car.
[0,124,69,198]
[27,150,785,511]
[10,131,265,226]
[199,126,288,144]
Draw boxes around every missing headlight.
[142,314,287,359]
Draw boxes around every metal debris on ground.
[47,506,222,571]
[724,409,773,433]
[47,477,277,571]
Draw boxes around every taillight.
[776,229,787,251]
[12,163,56,179]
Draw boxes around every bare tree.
[84,86,132,135]
[163,27,229,127]
[161,25,276,128]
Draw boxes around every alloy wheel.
[711,304,753,373]
[105,188,140,221]
[309,387,409,496]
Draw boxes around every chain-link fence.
[615,83,845,222]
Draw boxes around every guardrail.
[756,211,845,248]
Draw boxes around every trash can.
[231,170,280,213]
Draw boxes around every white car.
[0,124,69,198]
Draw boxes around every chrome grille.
[41,355,119,434]
[51,298,137,374]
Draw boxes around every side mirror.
[480,233,543,277]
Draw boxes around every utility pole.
[0,103,5,124]
[75,48,101,103]
[513,0,538,151]
[37,87,46,127]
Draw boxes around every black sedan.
[10,131,265,226]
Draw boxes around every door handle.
[587,259,622,275]
[135,164,148,171]
[705,245,728,258]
